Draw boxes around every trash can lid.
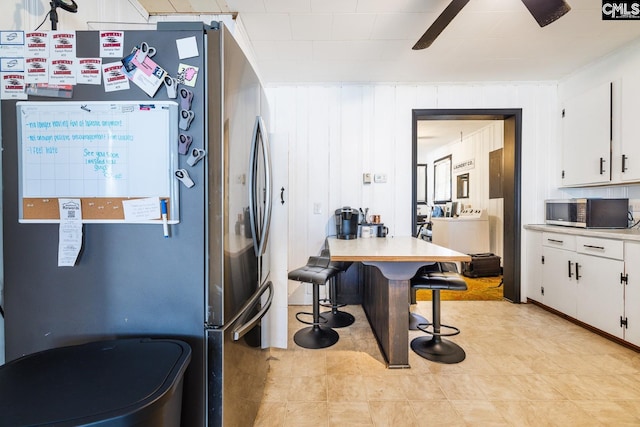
[0,338,191,426]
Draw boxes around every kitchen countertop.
[524,224,640,242]
[326,235,471,262]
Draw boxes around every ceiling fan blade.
[413,0,470,50]
[520,0,571,27]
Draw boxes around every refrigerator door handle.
[248,115,272,258]
[232,280,273,341]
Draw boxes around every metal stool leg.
[294,282,339,349]
[320,277,355,328]
[409,284,428,330]
[411,289,465,364]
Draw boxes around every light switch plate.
[363,173,372,184]
[374,173,387,183]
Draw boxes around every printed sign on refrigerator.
[102,61,129,92]
[25,57,49,84]
[77,58,102,85]
[0,30,25,57]
[50,31,76,58]
[49,58,76,85]
[25,31,50,57]
[99,31,124,58]
[1,72,27,99]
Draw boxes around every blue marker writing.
[161,199,169,238]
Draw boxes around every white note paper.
[58,198,83,267]
[122,197,161,222]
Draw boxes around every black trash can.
[0,338,191,427]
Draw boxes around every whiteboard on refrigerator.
[16,101,180,223]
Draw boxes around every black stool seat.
[288,256,338,284]
[412,271,468,291]
[288,256,340,349]
[410,271,467,364]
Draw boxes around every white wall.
[267,83,558,303]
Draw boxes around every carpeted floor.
[416,275,503,301]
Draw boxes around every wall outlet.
[313,202,322,214]
[630,199,640,213]
[374,173,387,183]
[363,173,372,184]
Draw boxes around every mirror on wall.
[457,173,469,199]
[433,155,452,204]
[416,164,427,203]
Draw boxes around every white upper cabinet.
[561,82,612,187]
[620,72,640,182]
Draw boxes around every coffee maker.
[335,207,359,239]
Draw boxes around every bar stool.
[410,270,467,364]
[288,255,340,349]
[318,249,355,328]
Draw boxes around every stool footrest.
[295,311,328,326]
[416,322,460,337]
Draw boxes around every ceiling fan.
[413,0,571,50]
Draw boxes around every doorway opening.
[411,109,522,303]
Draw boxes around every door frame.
[411,108,522,303]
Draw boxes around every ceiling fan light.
[521,0,570,27]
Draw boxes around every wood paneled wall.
[266,83,559,303]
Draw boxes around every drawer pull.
[583,244,605,250]
[547,239,563,244]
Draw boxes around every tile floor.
[254,301,640,426]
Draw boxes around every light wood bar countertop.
[327,235,471,263]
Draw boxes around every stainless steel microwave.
[545,198,629,228]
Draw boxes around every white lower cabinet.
[624,242,640,346]
[574,236,624,339]
[532,231,634,346]
[540,232,577,316]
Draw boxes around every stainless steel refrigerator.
[1,22,273,427]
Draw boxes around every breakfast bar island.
[327,236,471,368]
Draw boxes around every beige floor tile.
[449,400,510,425]
[363,374,408,400]
[572,400,640,425]
[286,375,327,402]
[326,351,361,375]
[328,402,373,426]
[409,400,466,426]
[528,400,604,426]
[435,374,488,400]
[492,400,547,427]
[262,376,293,402]
[254,402,286,427]
[284,402,328,426]
[400,374,447,400]
[473,374,529,400]
[327,374,368,402]
[368,400,419,427]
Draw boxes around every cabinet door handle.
[568,260,573,278]
[575,262,581,280]
[583,244,605,251]
[622,154,628,173]
[547,238,563,244]
[600,157,606,175]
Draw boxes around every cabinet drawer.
[542,232,576,250]
[576,236,623,260]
